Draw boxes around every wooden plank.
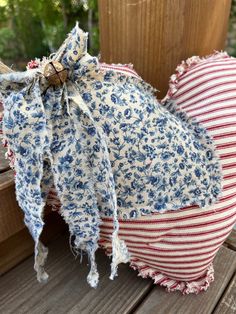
[98,0,231,98]
[0,170,25,242]
[0,145,9,173]
[214,272,236,314]
[0,228,34,275]
[0,210,66,274]
[135,246,236,314]
[0,235,153,314]
[0,168,14,190]
[224,229,236,251]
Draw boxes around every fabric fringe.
[130,259,214,295]
[160,55,225,209]
[87,248,99,288]
[99,240,214,294]
[34,241,49,283]
[68,232,100,288]
[163,51,231,101]
[110,231,130,280]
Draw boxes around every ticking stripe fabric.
[97,53,236,294]
[1,53,235,294]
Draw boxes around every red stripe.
[133,264,208,280]
[223,182,236,190]
[216,142,236,149]
[137,266,209,277]
[169,283,179,289]
[199,113,236,124]
[180,81,236,106]
[219,152,236,159]
[128,246,219,259]
[101,245,219,266]
[207,122,236,131]
[178,67,236,91]
[218,191,236,202]
[100,228,232,246]
[224,173,236,180]
[100,219,236,239]
[102,210,236,232]
[214,132,236,140]
[130,253,216,265]
[177,73,236,99]
[177,59,235,82]
[185,96,236,114]
[155,276,170,284]
[131,260,212,271]
[158,229,232,246]
[190,105,236,119]
[181,87,236,110]
[141,265,210,276]
[102,199,236,225]
[136,265,208,281]
[222,162,236,169]
[127,238,224,253]
[100,64,139,78]
[144,220,236,238]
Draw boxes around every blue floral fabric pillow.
[0,24,222,287]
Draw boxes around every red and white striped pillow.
[1,55,235,294]
[98,53,236,294]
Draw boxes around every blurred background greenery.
[0,0,99,68]
[0,0,236,69]
[227,0,236,56]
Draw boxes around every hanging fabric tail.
[34,241,49,282]
[109,183,130,280]
[0,23,130,288]
[67,90,130,283]
[87,246,99,288]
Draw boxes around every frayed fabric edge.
[163,50,231,101]
[34,240,49,283]
[130,259,215,295]
[160,98,224,209]
[99,241,214,295]
[109,231,130,280]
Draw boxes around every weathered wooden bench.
[0,231,235,313]
[0,146,236,314]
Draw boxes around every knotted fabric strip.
[0,23,129,287]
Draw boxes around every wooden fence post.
[98,0,232,98]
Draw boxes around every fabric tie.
[0,23,129,287]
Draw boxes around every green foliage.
[0,27,18,59]
[227,0,236,57]
[0,0,99,66]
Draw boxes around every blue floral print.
[0,24,222,288]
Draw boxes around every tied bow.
[0,23,129,287]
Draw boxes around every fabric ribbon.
[0,23,129,287]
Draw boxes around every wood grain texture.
[224,229,236,251]
[135,246,236,314]
[0,211,66,275]
[98,0,231,98]
[0,235,152,314]
[214,272,236,314]
[0,169,24,242]
[0,228,34,275]
[0,168,14,190]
